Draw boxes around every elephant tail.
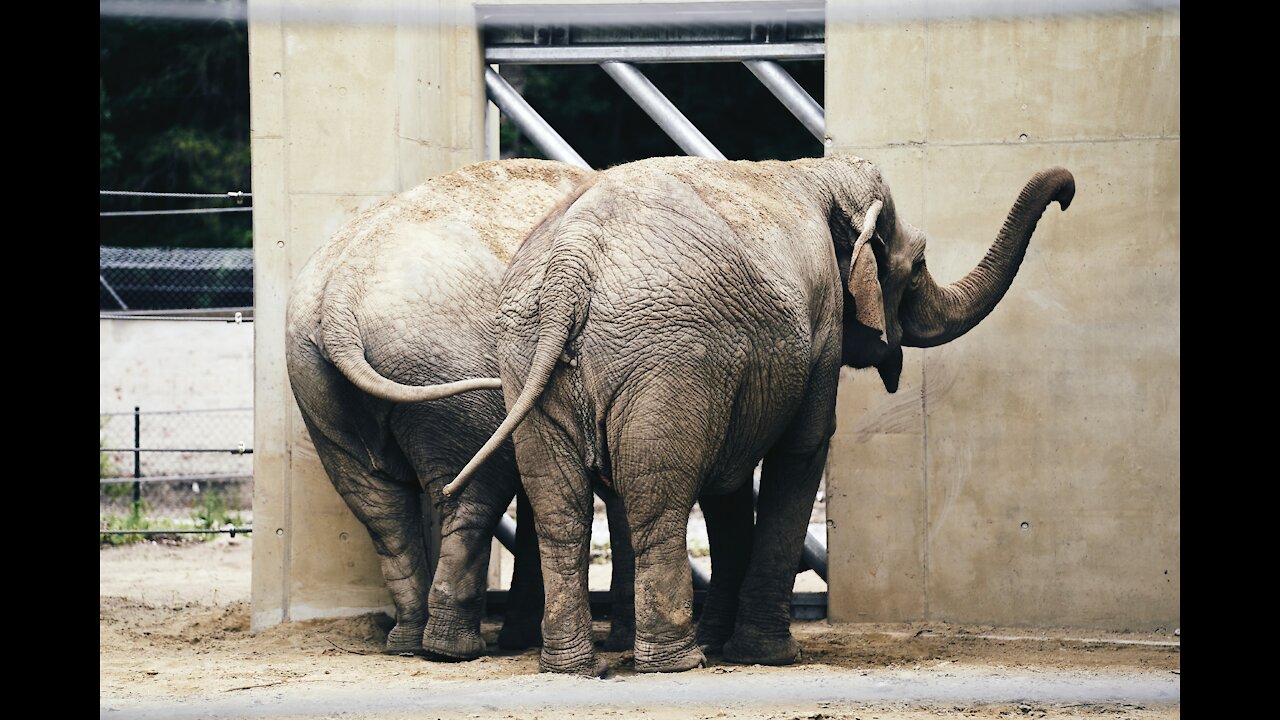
[322,302,502,404]
[442,224,597,497]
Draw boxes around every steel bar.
[486,42,826,65]
[100,448,253,454]
[98,314,255,322]
[100,274,129,310]
[99,473,253,485]
[743,59,825,140]
[100,407,253,417]
[494,512,517,551]
[491,511,711,590]
[484,67,590,169]
[600,62,725,160]
[99,528,252,534]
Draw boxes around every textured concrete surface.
[824,5,1179,629]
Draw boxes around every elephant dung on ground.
[440,154,1073,676]
[286,158,604,659]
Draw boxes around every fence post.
[132,406,141,512]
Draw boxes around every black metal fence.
[99,407,253,529]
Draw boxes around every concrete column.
[823,5,1179,630]
[249,0,485,630]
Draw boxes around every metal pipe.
[690,553,711,590]
[133,406,141,510]
[100,275,128,310]
[599,62,725,160]
[99,527,253,537]
[494,512,517,552]
[743,59,826,141]
[99,473,252,485]
[100,407,253,417]
[801,525,829,582]
[485,43,825,65]
[100,448,254,454]
[492,511,711,590]
[483,67,590,169]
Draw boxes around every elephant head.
[825,158,1075,392]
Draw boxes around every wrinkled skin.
[285,159,646,660]
[446,155,1074,675]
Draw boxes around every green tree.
[99,2,251,249]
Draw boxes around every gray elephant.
[286,158,611,659]
[442,154,1074,675]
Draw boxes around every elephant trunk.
[900,166,1075,348]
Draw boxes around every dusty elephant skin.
[439,154,1074,676]
[285,158,632,660]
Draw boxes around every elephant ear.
[847,199,901,394]
[847,199,887,345]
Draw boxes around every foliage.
[99,2,251,249]
[100,486,244,547]
[99,418,118,480]
[192,486,245,531]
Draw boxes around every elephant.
[438,154,1074,675]
[286,158,615,660]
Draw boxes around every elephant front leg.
[695,478,755,655]
[722,444,827,666]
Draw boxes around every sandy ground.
[100,536,1179,719]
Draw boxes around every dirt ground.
[100,536,1179,719]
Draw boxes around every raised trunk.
[900,167,1075,347]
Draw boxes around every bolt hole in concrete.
[1019,133,1029,142]
[1020,521,1030,529]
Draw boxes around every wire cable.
[101,191,251,199]
[100,207,253,217]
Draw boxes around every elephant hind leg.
[302,417,431,656]
[695,477,755,655]
[515,409,607,677]
[596,482,635,652]
[496,487,545,650]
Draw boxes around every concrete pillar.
[248,0,486,630]
[823,4,1179,630]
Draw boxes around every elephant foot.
[722,630,800,666]
[634,636,706,673]
[602,610,635,652]
[538,649,610,678]
[694,617,735,657]
[422,619,487,661]
[497,617,543,650]
[383,621,426,656]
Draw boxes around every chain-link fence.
[99,246,253,312]
[100,407,253,532]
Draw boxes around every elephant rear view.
[285,159,593,659]
[443,154,1073,676]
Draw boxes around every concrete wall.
[248,0,489,630]
[823,5,1179,630]
[100,319,255,477]
[101,319,254,415]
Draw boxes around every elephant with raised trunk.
[286,159,608,659]
[439,154,1073,675]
